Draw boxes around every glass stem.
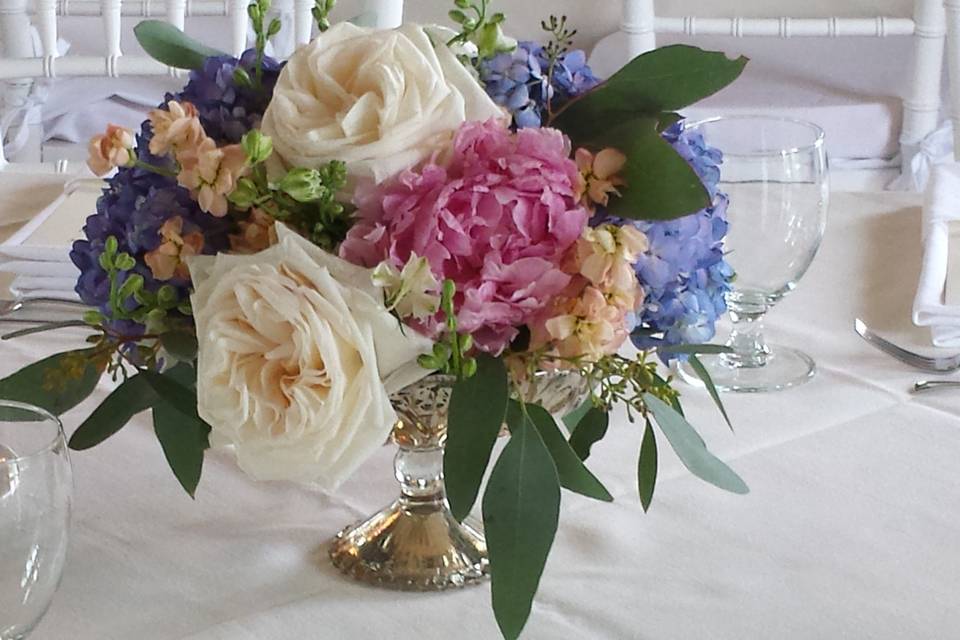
[394,444,444,505]
[723,298,770,368]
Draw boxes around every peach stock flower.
[576,147,627,210]
[148,101,204,156]
[87,124,135,176]
[144,216,205,281]
[530,224,647,364]
[229,209,277,254]
[177,138,248,217]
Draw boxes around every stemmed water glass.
[0,400,72,639]
[681,115,829,392]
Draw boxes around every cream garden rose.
[189,225,432,488]
[260,22,504,184]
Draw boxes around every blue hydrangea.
[71,50,279,333]
[480,42,599,129]
[629,123,734,350]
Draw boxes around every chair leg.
[623,0,657,56]
[902,0,946,156]
[946,0,960,155]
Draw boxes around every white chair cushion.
[660,33,925,161]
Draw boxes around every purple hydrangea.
[629,122,734,349]
[480,42,599,129]
[168,49,282,145]
[71,51,280,332]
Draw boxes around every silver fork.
[854,318,960,373]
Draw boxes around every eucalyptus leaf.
[515,402,612,502]
[561,397,591,433]
[657,344,733,356]
[0,349,102,416]
[69,374,157,450]
[444,354,508,522]
[638,420,658,512]
[159,332,199,363]
[134,20,226,70]
[598,118,711,220]
[643,393,748,494]
[568,407,609,461]
[152,399,210,498]
[483,419,560,640]
[688,354,733,431]
[1,321,89,341]
[139,369,201,419]
[553,45,748,139]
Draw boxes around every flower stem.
[132,159,177,178]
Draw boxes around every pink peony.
[340,119,589,354]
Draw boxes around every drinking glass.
[680,115,829,392]
[0,401,72,639]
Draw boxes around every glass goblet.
[681,115,829,392]
[0,401,72,640]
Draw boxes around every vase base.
[329,496,488,591]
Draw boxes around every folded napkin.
[913,163,960,346]
[0,175,100,301]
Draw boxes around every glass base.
[678,344,816,393]
[328,494,488,591]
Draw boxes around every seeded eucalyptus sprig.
[540,14,577,119]
[418,280,478,380]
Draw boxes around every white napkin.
[913,162,960,345]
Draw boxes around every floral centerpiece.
[0,2,748,638]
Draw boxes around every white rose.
[260,22,505,184]
[189,224,433,488]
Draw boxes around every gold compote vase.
[329,370,587,590]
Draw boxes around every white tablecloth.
[7,191,960,639]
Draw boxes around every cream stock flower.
[371,254,441,321]
[189,224,432,488]
[260,22,504,185]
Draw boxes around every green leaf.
[134,20,226,70]
[444,354,508,522]
[657,344,733,356]
[657,112,683,132]
[1,320,90,341]
[638,419,658,512]
[69,374,157,450]
[152,399,210,498]
[568,407,609,461]
[160,332,199,363]
[643,393,748,494]
[514,402,612,502]
[139,369,201,419]
[0,349,102,416]
[483,419,560,640]
[553,45,748,138]
[601,118,711,220]
[561,397,591,433]
[688,354,733,431]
